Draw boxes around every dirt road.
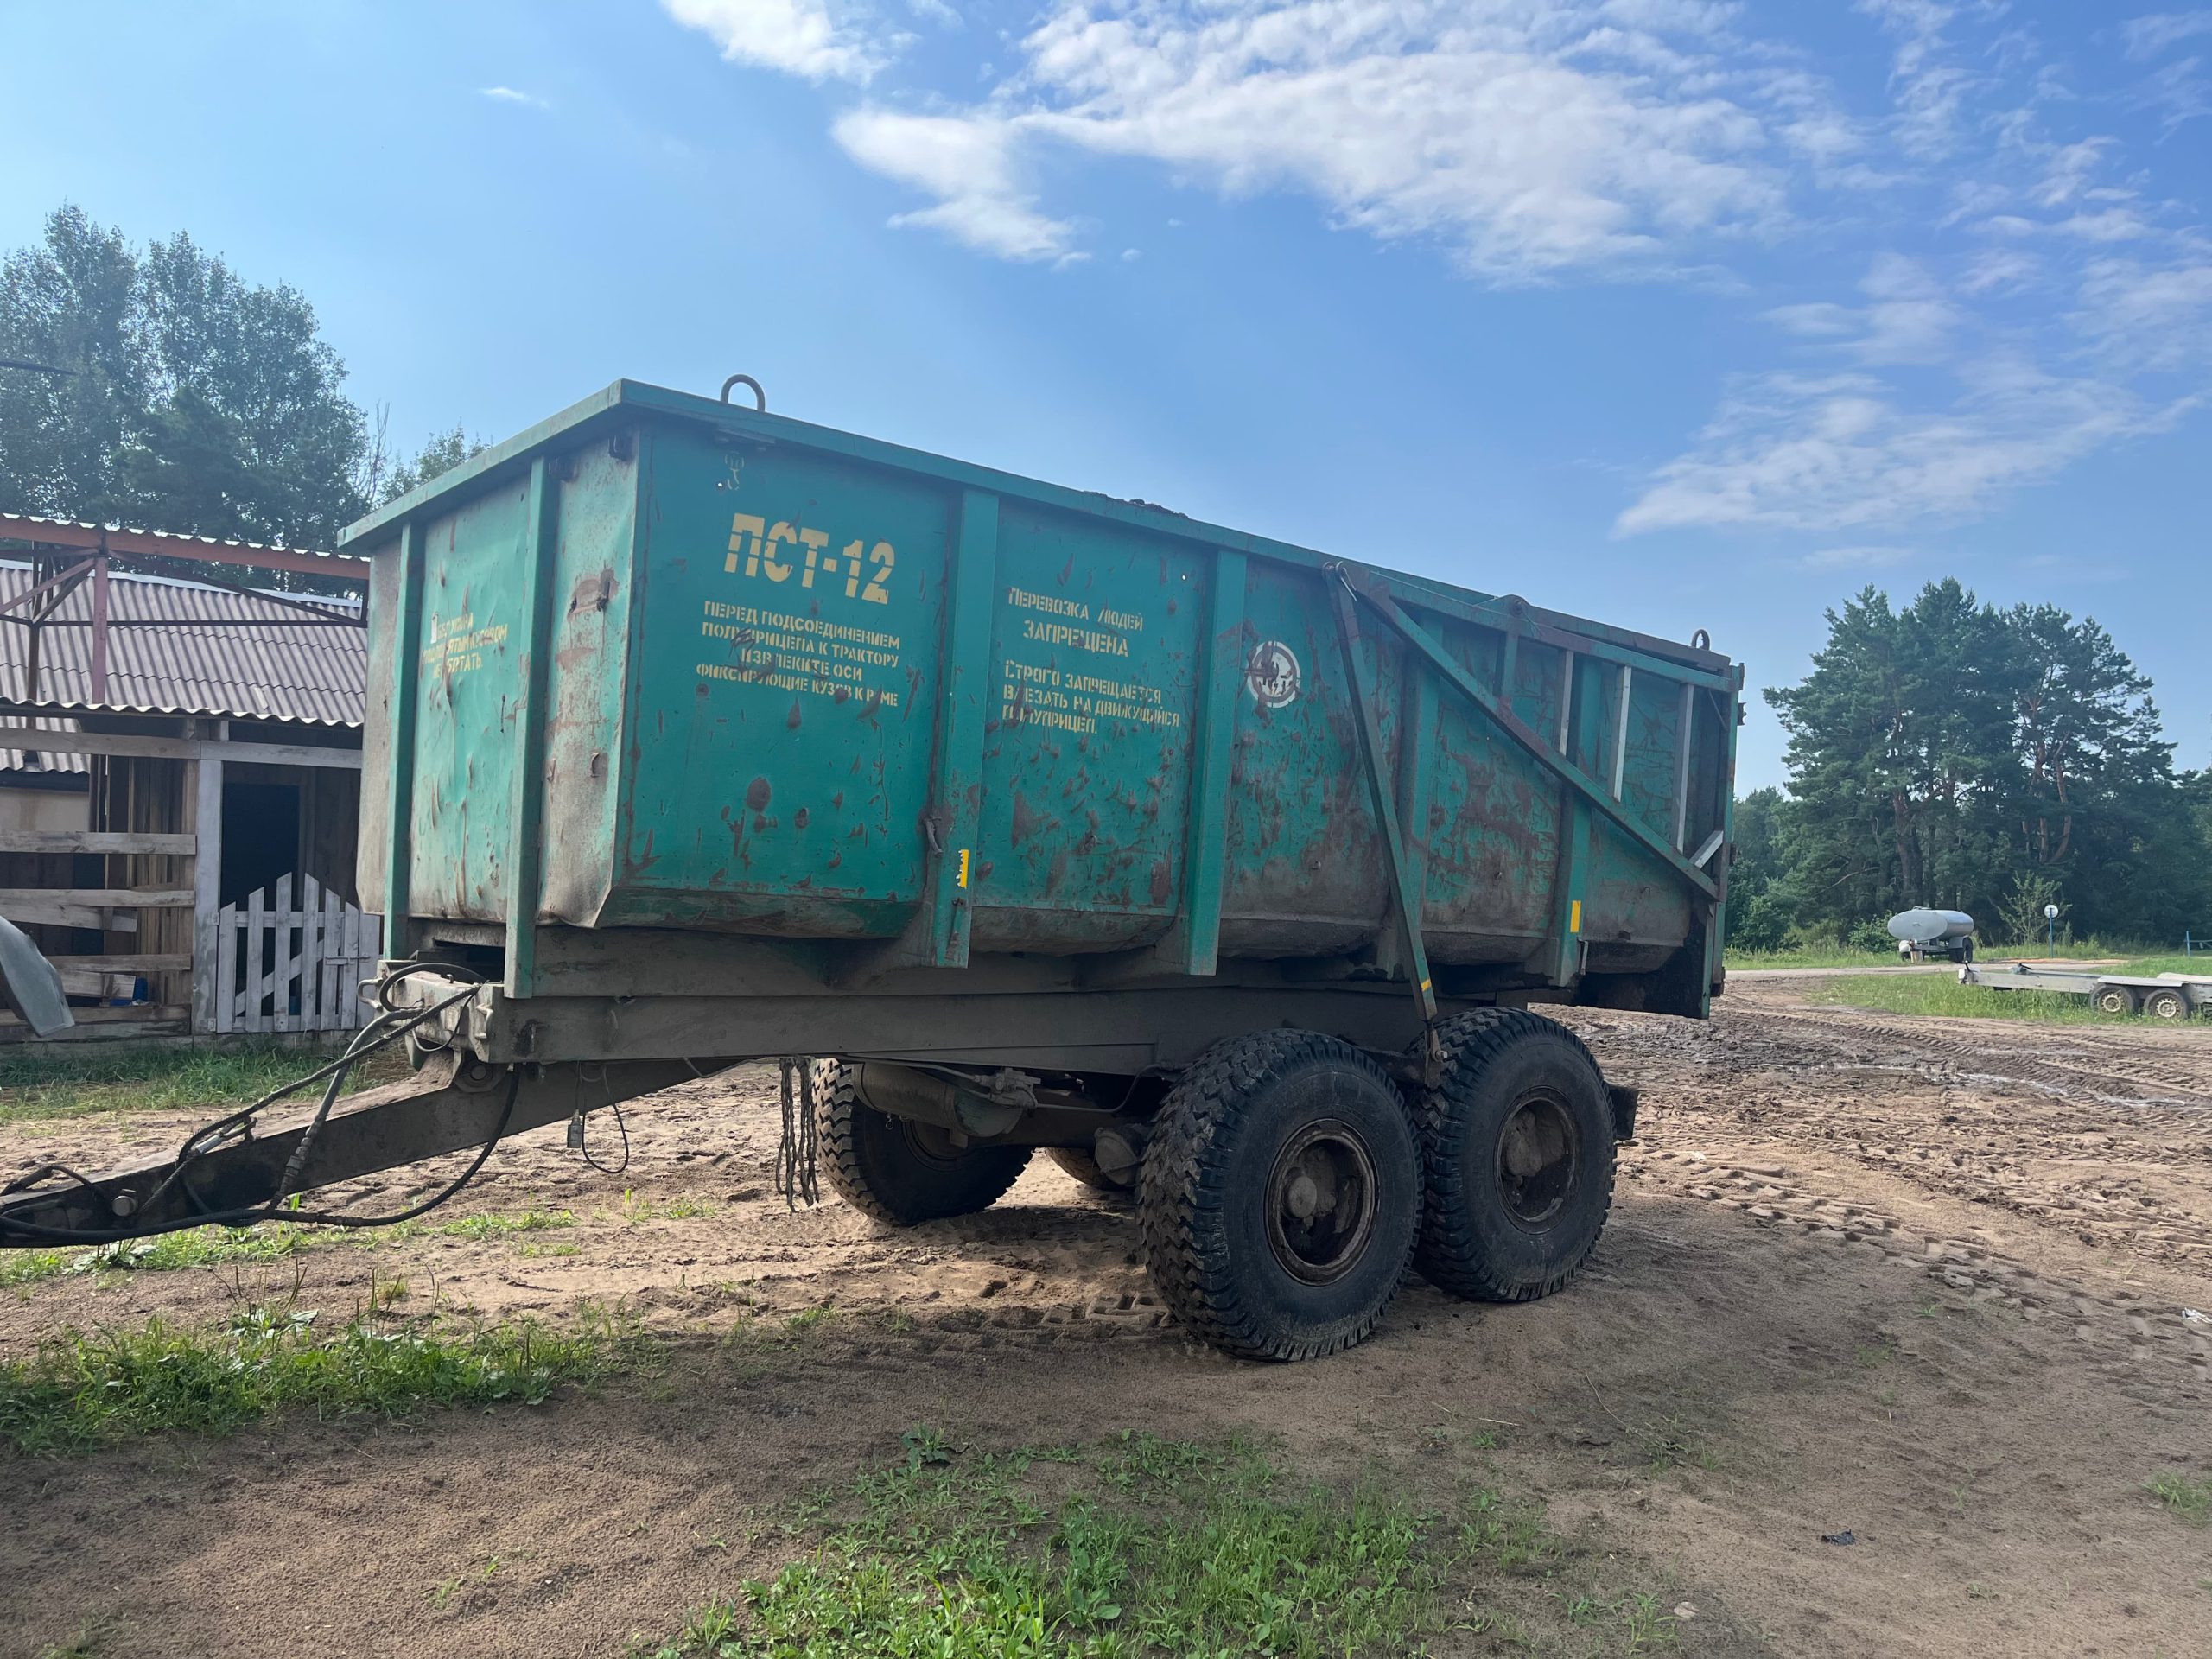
[3,983,2208,1657]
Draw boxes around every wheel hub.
[1265,1119,1378,1285]
[1496,1092,1579,1229]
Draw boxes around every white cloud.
[663,0,893,83]
[1616,362,2187,535]
[1855,0,1980,159]
[831,108,1078,261]
[1764,253,1958,364]
[479,86,547,107]
[2074,255,2212,366]
[2032,137,2113,207]
[1003,2,1791,281]
[1800,544,1914,569]
[2120,11,2212,60]
[1959,248,2040,294]
[2126,54,2212,130]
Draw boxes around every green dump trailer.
[0,378,1743,1360]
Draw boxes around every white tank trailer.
[1888,908,1976,963]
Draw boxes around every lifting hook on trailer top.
[720,372,766,411]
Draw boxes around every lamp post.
[2044,902,2059,953]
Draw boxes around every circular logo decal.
[1245,640,1301,709]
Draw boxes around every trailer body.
[346,379,1738,1070]
[1961,963,2212,1019]
[4,380,1745,1361]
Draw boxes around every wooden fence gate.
[209,874,382,1033]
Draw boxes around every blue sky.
[3,0,2208,788]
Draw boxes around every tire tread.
[1138,1029,1416,1362]
[1413,1007,1617,1303]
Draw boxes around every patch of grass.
[617,1190,716,1224]
[2148,1471,2211,1525]
[4,1208,592,1291]
[65,1223,314,1275]
[35,1616,114,1659]
[1801,974,2147,1024]
[435,1207,575,1241]
[4,1249,69,1288]
[0,1039,410,1126]
[1726,939,2191,975]
[644,1429,1678,1658]
[0,1303,647,1453]
[1725,946,1901,971]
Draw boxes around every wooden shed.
[0,514,374,1041]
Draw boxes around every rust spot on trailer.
[787,700,804,730]
[1149,858,1172,906]
[745,777,772,812]
[794,806,810,830]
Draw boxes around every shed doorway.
[219,779,301,908]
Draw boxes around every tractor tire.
[2143,988,2188,1022]
[1138,1030,1421,1362]
[1047,1146,1127,1192]
[2092,986,2139,1017]
[812,1059,1031,1227]
[1410,1008,1618,1303]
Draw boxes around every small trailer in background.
[1959,963,2212,1020]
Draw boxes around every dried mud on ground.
[3,983,2209,1658]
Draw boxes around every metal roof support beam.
[0,514,366,584]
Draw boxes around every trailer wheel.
[1046,1147,1128,1192]
[1138,1030,1421,1362]
[1410,1008,1617,1303]
[2143,988,2188,1022]
[2092,986,2138,1017]
[811,1061,1031,1226]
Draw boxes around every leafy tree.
[0,206,144,523]
[373,421,487,505]
[0,205,369,550]
[1751,579,2212,948]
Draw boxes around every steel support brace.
[383,521,426,957]
[504,457,562,997]
[927,489,1001,968]
[1174,548,1245,975]
[1328,571,1439,1042]
[1337,565,1719,907]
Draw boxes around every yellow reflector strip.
[957,849,970,888]
[1569,899,1582,933]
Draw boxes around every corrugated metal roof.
[0,716,88,776]
[0,562,365,728]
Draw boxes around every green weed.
[618,1191,715,1224]
[3,1249,69,1287]
[436,1207,575,1241]
[0,1303,647,1452]
[2148,1472,2211,1525]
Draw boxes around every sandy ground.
[2,982,2208,1658]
